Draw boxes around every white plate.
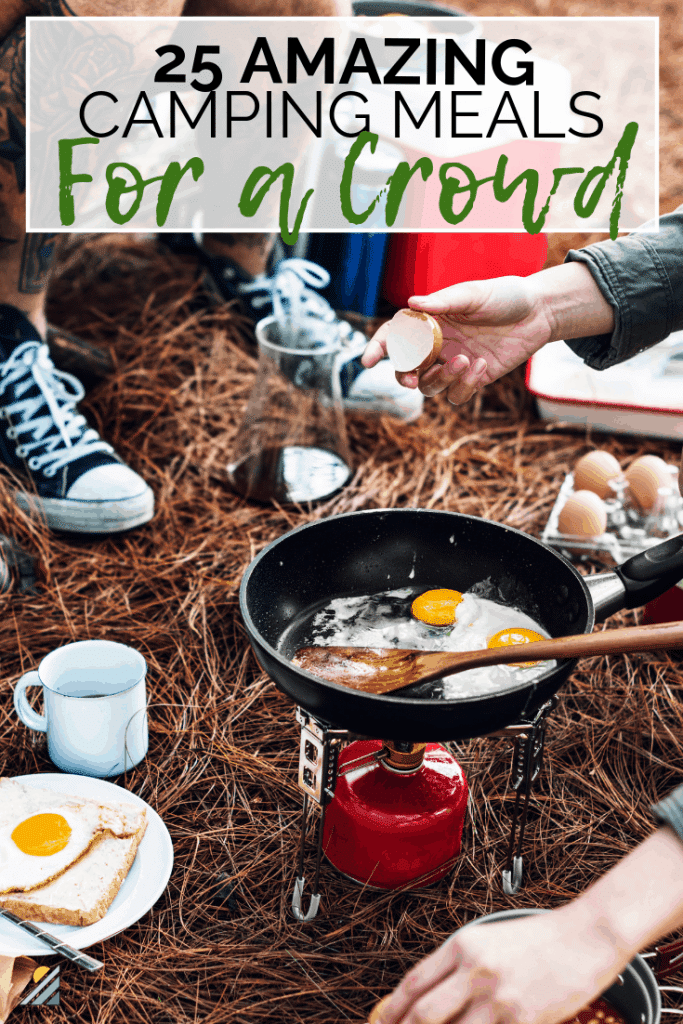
[0,774,173,956]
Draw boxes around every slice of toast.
[0,778,147,895]
[0,806,147,927]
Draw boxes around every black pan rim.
[239,508,595,707]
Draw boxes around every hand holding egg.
[360,276,554,407]
[362,307,451,389]
[385,309,443,373]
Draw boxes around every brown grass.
[0,231,680,1023]
[2,0,683,1009]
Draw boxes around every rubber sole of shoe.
[14,485,155,534]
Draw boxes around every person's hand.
[371,907,625,1024]
[361,276,555,407]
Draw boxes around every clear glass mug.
[227,315,352,504]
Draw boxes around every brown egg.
[573,451,623,499]
[558,491,607,539]
[385,309,443,373]
[625,455,674,512]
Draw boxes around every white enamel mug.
[13,640,149,777]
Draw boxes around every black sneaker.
[161,232,285,321]
[0,306,154,533]
[161,235,423,420]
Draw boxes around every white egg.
[454,592,481,629]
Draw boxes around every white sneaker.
[342,359,424,421]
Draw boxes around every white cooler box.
[526,332,683,440]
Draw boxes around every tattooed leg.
[0,0,185,339]
[0,23,52,336]
[0,3,27,45]
[23,0,330,288]
[19,233,57,293]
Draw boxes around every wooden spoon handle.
[294,620,683,695]
[491,619,683,663]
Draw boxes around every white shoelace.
[239,258,337,321]
[192,234,365,353]
[0,341,113,478]
[241,259,365,355]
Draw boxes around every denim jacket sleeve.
[652,784,683,846]
[562,205,683,370]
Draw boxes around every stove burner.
[489,697,556,894]
[292,699,557,922]
[292,711,348,922]
[381,741,427,772]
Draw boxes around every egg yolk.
[411,589,464,626]
[487,627,545,667]
[11,813,72,857]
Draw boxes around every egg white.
[308,589,553,699]
[0,780,135,894]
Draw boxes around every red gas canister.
[382,232,549,308]
[322,740,468,889]
[643,581,683,624]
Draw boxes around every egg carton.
[541,471,683,564]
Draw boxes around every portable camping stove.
[292,698,556,922]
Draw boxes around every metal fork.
[0,909,103,971]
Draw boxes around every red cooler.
[382,232,548,307]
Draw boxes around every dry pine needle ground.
[2,1,683,1005]
[0,232,680,1024]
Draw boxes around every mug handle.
[13,670,47,733]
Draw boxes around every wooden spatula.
[293,620,683,695]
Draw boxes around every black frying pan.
[240,510,683,740]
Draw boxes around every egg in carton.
[542,451,683,564]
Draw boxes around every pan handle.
[616,535,683,608]
[586,536,683,621]
[584,572,627,622]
